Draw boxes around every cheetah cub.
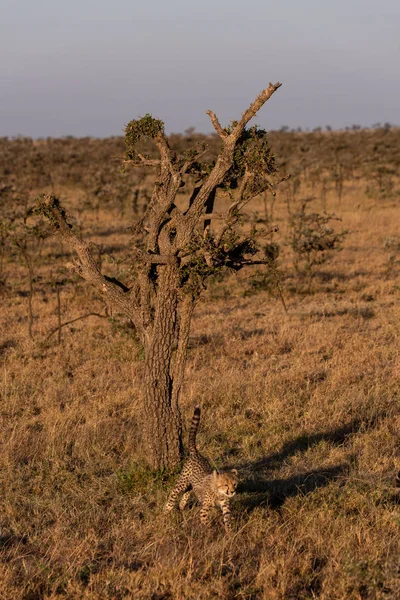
[165,405,238,532]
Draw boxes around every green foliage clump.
[124,114,165,160]
[180,142,215,179]
[225,125,277,190]
[179,227,261,298]
[179,235,230,298]
[35,194,69,231]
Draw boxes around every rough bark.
[171,294,196,413]
[142,262,182,469]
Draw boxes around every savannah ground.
[1,131,400,598]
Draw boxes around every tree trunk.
[142,262,183,470]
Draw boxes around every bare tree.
[37,82,284,470]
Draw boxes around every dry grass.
[1,178,400,599]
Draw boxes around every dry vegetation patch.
[1,130,400,598]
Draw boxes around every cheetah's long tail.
[188,405,201,454]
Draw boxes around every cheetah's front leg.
[199,501,213,527]
[219,500,232,533]
[178,490,192,511]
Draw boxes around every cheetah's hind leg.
[178,489,192,511]
[165,473,191,512]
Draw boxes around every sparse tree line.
[2,124,399,289]
[2,124,399,300]
[1,123,400,206]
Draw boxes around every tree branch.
[153,131,175,173]
[198,212,225,220]
[205,110,228,139]
[36,195,143,334]
[214,171,288,247]
[45,311,109,341]
[180,143,210,174]
[180,83,282,245]
[231,82,282,141]
[214,176,251,247]
[123,155,160,168]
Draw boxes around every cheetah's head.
[213,469,238,498]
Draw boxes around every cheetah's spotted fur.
[165,406,238,532]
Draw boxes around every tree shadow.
[0,339,16,357]
[238,418,370,474]
[236,464,347,512]
[230,418,383,512]
[188,332,224,349]
[0,532,28,549]
[308,307,375,320]
[189,327,267,349]
[312,268,370,283]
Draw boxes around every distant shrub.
[289,197,348,291]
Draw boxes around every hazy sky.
[1,0,399,137]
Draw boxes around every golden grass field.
[1,140,400,598]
